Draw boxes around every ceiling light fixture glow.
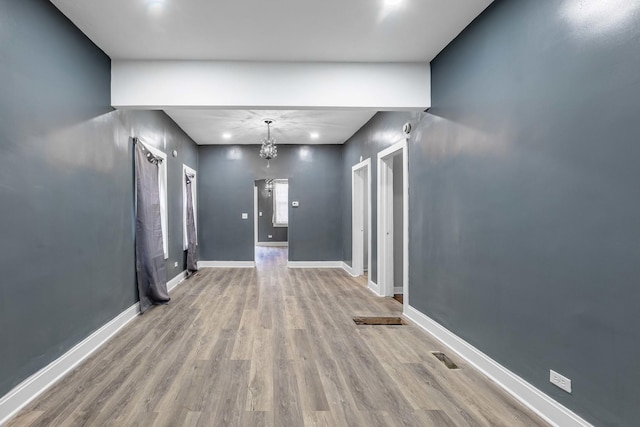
[385,0,402,6]
[222,132,232,139]
[310,132,319,140]
[146,0,165,13]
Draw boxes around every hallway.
[8,248,546,426]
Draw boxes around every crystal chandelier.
[259,120,277,168]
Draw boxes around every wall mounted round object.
[402,122,412,138]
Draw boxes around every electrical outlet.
[550,370,572,393]
[241,213,248,219]
[174,262,178,268]
[259,211,263,216]
[268,235,272,239]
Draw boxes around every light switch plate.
[292,201,299,207]
[268,235,272,239]
[241,213,248,219]
[259,211,263,216]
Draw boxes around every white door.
[352,159,371,278]
[377,140,408,300]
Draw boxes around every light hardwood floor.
[7,247,548,426]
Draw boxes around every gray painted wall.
[198,145,342,262]
[0,0,198,398]
[406,1,638,425]
[343,1,640,423]
[256,179,288,243]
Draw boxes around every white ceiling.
[165,110,377,145]
[50,0,493,145]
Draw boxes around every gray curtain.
[185,173,198,273]
[135,142,170,313]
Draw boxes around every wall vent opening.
[432,352,460,369]
[353,316,406,326]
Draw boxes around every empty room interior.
[1,0,639,426]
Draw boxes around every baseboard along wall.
[0,270,188,426]
[403,305,594,427]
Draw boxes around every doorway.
[254,178,289,247]
[377,140,408,307]
[352,159,371,285]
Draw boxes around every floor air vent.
[432,352,460,369]
[352,316,406,325]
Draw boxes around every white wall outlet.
[292,201,299,207]
[174,261,178,268]
[268,235,272,239]
[259,211,263,216]
[241,213,248,219]
[550,369,572,393]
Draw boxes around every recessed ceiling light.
[310,132,320,140]
[146,0,165,13]
[222,133,232,139]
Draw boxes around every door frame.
[253,184,259,248]
[351,158,372,283]
[377,140,409,307]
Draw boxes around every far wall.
[198,144,342,262]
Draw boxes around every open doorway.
[254,179,289,261]
[352,159,372,286]
[377,140,408,308]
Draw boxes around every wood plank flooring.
[7,247,548,426]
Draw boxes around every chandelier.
[259,120,278,168]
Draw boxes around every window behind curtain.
[143,143,169,259]
[273,179,288,227]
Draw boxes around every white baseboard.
[198,261,256,268]
[256,241,288,247]
[403,305,593,427]
[287,261,343,269]
[341,262,357,277]
[368,279,382,296]
[393,286,403,294]
[0,268,193,426]
[167,270,187,292]
[0,303,140,426]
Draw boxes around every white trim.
[254,185,259,246]
[112,61,431,111]
[256,241,288,247]
[0,267,193,426]
[198,261,256,268]
[376,139,409,308]
[0,304,140,426]
[394,286,403,294]
[368,279,382,296]
[287,261,343,269]
[167,270,188,292]
[351,158,372,279]
[182,164,198,250]
[403,305,594,427]
[341,262,357,277]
